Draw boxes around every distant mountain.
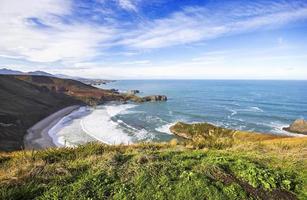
[0,68,54,77]
[27,70,55,77]
[54,73,78,79]
[0,68,23,75]
[0,68,113,85]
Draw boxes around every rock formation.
[142,95,167,102]
[128,90,140,95]
[283,119,307,134]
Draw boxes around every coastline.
[24,105,81,150]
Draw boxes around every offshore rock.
[142,95,167,102]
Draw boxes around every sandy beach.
[24,105,81,150]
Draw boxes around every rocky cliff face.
[283,119,307,135]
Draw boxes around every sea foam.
[155,122,176,135]
[48,106,91,147]
[80,104,138,145]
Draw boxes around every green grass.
[1,140,306,200]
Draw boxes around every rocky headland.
[283,119,307,135]
[169,122,289,148]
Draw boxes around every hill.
[0,134,306,199]
[0,68,54,77]
[0,75,163,151]
[0,68,23,75]
[0,75,131,151]
[0,75,83,151]
[0,68,112,85]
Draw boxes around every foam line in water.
[156,122,176,135]
[250,106,264,112]
[104,104,137,117]
[80,104,138,144]
[48,107,91,147]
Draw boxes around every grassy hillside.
[0,134,306,199]
[13,75,130,105]
[0,75,164,151]
[0,75,83,151]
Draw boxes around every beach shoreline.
[24,105,81,150]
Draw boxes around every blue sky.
[1,0,307,79]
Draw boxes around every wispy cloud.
[117,0,138,12]
[122,1,307,49]
[119,60,151,65]
[1,0,307,80]
[0,0,117,62]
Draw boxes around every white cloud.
[55,61,307,80]
[1,0,307,63]
[0,0,116,62]
[1,0,307,80]
[121,2,307,49]
[117,0,137,12]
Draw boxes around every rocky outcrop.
[110,89,119,94]
[169,122,287,143]
[142,95,167,102]
[169,122,234,140]
[283,119,307,135]
[128,90,140,95]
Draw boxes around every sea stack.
[283,119,307,135]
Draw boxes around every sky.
[1,0,307,79]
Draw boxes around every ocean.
[49,80,307,146]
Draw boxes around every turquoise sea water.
[51,80,307,146]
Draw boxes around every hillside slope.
[13,75,141,104]
[0,75,164,151]
[0,75,83,151]
[0,136,306,199]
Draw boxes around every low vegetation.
[170,122,289,149]
[1,133,306,199]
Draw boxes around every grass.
[170,122,290,149]
[0,136,306,200]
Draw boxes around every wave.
[249,106,263,112]
[79,103,155,144]
[80,107,133,145]
[104,104,137,117]
[155,122,176,135]
[268,121,305,136]
[48,107,91,147]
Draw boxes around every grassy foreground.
[0,133,306,200]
